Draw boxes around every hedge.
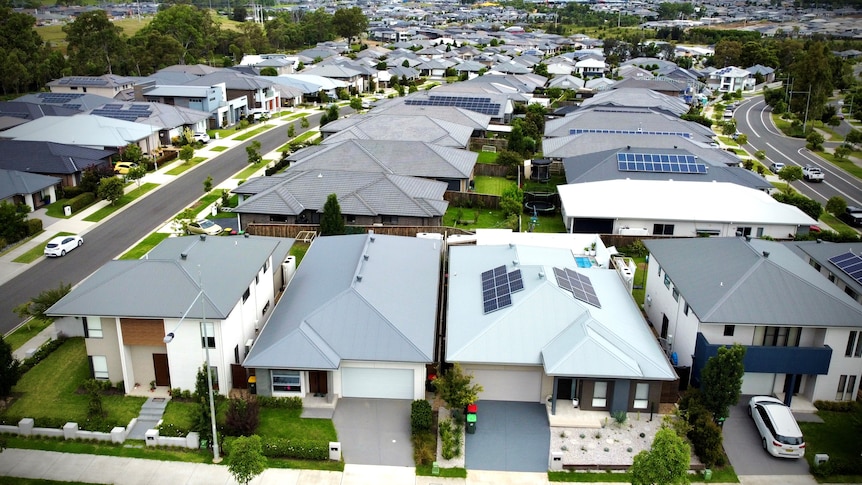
[222,435,328,460]
[256,396,303,410]
[813,400,860,412]
[68,192,96,213]
[27,218,43,236]
[811,457,862,477]
[60,186,85,199]
[18,337,67,375]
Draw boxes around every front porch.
[775,392,818,413]
[545,399,612,427]
[300,393,339,419]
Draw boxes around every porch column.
[783,375,796,407]
[551,376,558,415]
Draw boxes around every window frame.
[201,322,215,349]
[272,370,302,393]
[633,382,649,409]
[592,381,608,408]
[83,317,103,339]
[90,355,109,380]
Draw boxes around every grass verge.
[814,151,862,180]
[416,464,467,477]
[119,232,171,260]
[4,318,53,351]
[234,159,270,179]
[166,157,207,176]
[5,435,212,463]
[82,183,158,222]
[278,130,319,151]
[12,231,72,263]
[234,124,275,141]
[209,146,228,152]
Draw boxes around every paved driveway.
[723,397,811,476]
[465,401,550,472]
[332,398,413,466]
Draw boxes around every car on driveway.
[114,162,138,175]
[748,396,805,459]
[44,235,83,257]
[193,132,210,143]
[187,219,222,236]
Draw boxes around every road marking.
[795,148,862,206]
[766,142,862,205]
[742,102,761,138]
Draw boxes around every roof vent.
[199,234,206,241]
[762,251,770,258]
[816,239,822,244]
[356,274,363,282]
[538,271,545,279]
[244,233,250,238]
[180,252,188,259]
[626,145,630,150]
[363,254,369,261]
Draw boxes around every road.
[0,112,325,335]
[734,97,862,208]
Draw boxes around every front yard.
[800,405,862,483]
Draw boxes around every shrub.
[612,410,627,426]
[255,396,302,410]
[18,337,67,375]
[687,404,725,468]
[814,400,860,412]
[811,457,862,477]
[412,430,435,465]
[411,399,433,433]
[68,192,96,213]
[60,186,84,199]
[224,397,260,436]
[27,218,43,236]
[439,418,462,460]
[222,435,328,460]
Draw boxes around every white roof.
[0,114,153,149]
[558,180,817,226]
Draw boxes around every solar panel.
[553,267,601,308]
[617,153,707,174]
[406,95,501,117]
[481,266,525,314]
[569,129,691,138]
[828,251,862,284]
[102,104,123,110]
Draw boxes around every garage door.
[741,372,775,395]
[342,367,414,399]
[467,368,543,402]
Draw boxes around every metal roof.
[243,234,441,369]
[785,240,862,299]
[368,104,490,130]
[579,88,689,116]
[0,169,60,199]
[644,237,862,326]
[544,133,741,166]
[446,244,675,380]
[320,115,474,148]
[0,140,113,175]
[544,106,716,142]
[0,115,154,149]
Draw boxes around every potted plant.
[590,242,597,256]
[149,380,156,392]
[584,246,590,255]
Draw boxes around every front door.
[556,377,574,399]
[308,371,328,395]
[153,354,171,387]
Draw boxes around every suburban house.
[0,169,60,209]
[185,71,280,115]
[319,115,474,148]
[46,235,294,395]
[446,240,677,414]
[557,180,818,238]
[243,234,441,401]
[543,106,718,144]
[0,140,113,188]
[85,102,210,146]
[0,101,79,131]
[47,74,136,101]
[707,66,755,93]
[577,88,689,117]
[0,114,158,154]
[138,83,247,129]
[367,104,491,137]
[787,241,862,306]
[643,237,862,406]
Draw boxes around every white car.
[44,235,83,257]
[770,162,786,173]
[748,396,805,459]
[193,132,210,143]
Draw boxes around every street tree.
[834,145,851,160]
[287,123,296,138]
[629,427,690,485]
[332,7,368,45]
[350,97,363,111]
[826,196,847,216]
[300,116,309,129]
[98,177,124,205]
[806,131,825,151]
[777,165,803,193]
[320,194,346,236]
[126,164,148,188]
[0,336,20,398]
[246,141,262,165]
[788,42,834,122]
[63,10,128,75]
[204,175,213,193]
[736,134,748,145]
[180,145,195,165]
[13,282,72,323]
[700,343,746,420]
[228,435,267,485]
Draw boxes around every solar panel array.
[828,251,862,285]
[37,93,85,104]
[569,129,691,138]
[405,95,501,116]
[481,265,525,314]
[553,267,601,308]
[91,104,152,122]
[617,153,708,174]
[59,77,108,86]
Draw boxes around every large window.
[846,331,862,358]
[836,375,857,401]
[201,322,215,349]
[592,381,608,408]
[84,317,102,338]
[653,224,674,235]
[761,326,801,347]
[272,370,301,393]
[90,355,109,380]
[633,383,649,409]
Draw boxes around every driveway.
[723,397,811,477]
[332,398,413,467]
[465,401,550,472]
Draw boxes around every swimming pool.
[575,256,592,268]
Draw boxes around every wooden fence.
[444,191,501,209]
[469,137,508,152]
[246,223,474,239]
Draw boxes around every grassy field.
[119,232,171,260]
[82,183,158,222]
[12,231,73,264]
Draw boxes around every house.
[574,58,606,78]
[577,88,689,117]
[557,179,817,238]
[787,241,862,306]
[388,91,513,123]
[708,66,755,93]
[0,115,157,154]
[544,106,717,144]
[184,71,280,114]
[643,237,862,406]
[319,114,475,148]
[138,83,246,129]
[47,74,135,101]
[0,140,113,188]
[46,235,294,395]
[86,102,210,147]
[0,101,79,131]
[368,104,490,137]
[302,64,366,93]
[0,169,60,209]
[445,240,676,414]
[243,234,441,400]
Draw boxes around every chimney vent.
[762,251,770,258]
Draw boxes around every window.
[672,287,679,302]
[762,326,800,347]
[847,331,859,357]
[724,325,736,337]
[828,273,836,283]
[684,303,689,316]
[653,224,674,235]
[263,260,269,273]
[836,375,856,401]
[633,383,649,409]
[810,260,821,272]
[756,227,764,237]
[243,287,250,303]
[90,355,109,380]
[209,366,219,390]
[83,317,102,339]
[846,287,859,300]
[381,215,399,224]
[664,274,671,289]
[592,381,608,408]
[272,370,301,393]
[736,226,752,237]
[201,322,215,348]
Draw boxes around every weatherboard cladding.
[644,238,862,327]
[244,234,440,369]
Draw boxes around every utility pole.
[802,85,812,134]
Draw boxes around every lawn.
[290,241,310,266]
[278,130,319,152]
[12,231,73,264]
[815,151,862,180]
[473,175,515,196]
[45,197,96,218]
[4,318,53,351]
[82,183,158,222]
[799,407,862,483]
[442,207,509,230]
[234,159,270,179]
[2,338,146,431]
[209,146,228,152]
[119,232,171,260]
[234,124,275,141]
[547,466,737,482]
[166,157,207,176]
[476,151,499,164]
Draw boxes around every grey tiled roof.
[0,169,60,199]
[320,114,474,147]
[544,106,716,142]
[544,133,740,167]
[369,104,490,129]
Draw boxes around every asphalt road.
[734,97,862,208]
[0,111,325,335]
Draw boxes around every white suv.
[770,162,785,173]
[193,132,210,143]
[748,396,805,459]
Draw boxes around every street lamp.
[163,285,221,464]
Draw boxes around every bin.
[248,375,257,395]
[466,413,477,434]
[466,403,477,414]
[703,469,712,481]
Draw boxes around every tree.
[806,131,824,151]
[300,116,309,129]
[736,134,748,145]
[140,5,218,65]
[845,129,862,147]
[259,67,277,76]
[0,6,59,95]
[204,175,213,193]
[826,196,847,217]
[13,282,72,323]
[629,427,690,485]
[433,363,483,414]
[320,193,346,235]
[496,150,523,177]
[287,124,296,138]
[232,6,247,22]
[699,343,746,420]
[777,165,803,193]
[180,145,195,165]
[80,164,115,194]
[0,201,29,244]
[228,435,267,485]
[350,97,363,111]
[63,10,128,75]
[224,397,260,436]
[192,364,216,446]
[246,141,262,165]
[332,7,368,45]
[84,379,105,420]
[126,163,148,188]
[0,336,21,398]
[98,177,124,206]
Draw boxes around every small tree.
[0,336,21,398]
[736,134,748,145]
[834,145,851,160]
[171,207,196,235]
[98,177,124,205]
[121,143,143,164]
[433,363,483,414]
[826,196,847,216]
[350,97,363,111]
[287,123,296,138]
[806,131,825,151]
[699,343,746,420]
[224,397,260,436]
[320,193,346,235]
[300,116,309,129]
[496,150,523,178]
[629,427,690,485]
[754,150,766,161]
[192,364,216,446]
[13,282,72,323]
[126,163,148,187]
[228,435,267,485]
[179,145,195,165]
[246,141,262,165]
[84,379,105,420]
[777,165,803,193]
[204,175,213,193]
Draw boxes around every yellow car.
[114,162,138,175]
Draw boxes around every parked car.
[770,162,786,173]
[802,165,824,182]
[114,162,138,175]
[187,219,222,236]
[44,235,83,257]
[193,132,210,143]
[841,206,862,227]
[748,396,805,459]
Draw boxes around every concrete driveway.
[723,397,811,477]
[332,398,413,467]
[465,401,550,472]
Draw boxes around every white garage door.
[741,372,775,395]
[467,368,543,402]
[342,367,414,399]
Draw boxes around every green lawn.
[82,183,158,222]
[209,146,228,152]
[278,131,319,152]
[257,408,337,441]
[3,318,53,351]
[166,157,207,176]
[547,466,737,482]
[442,207,509,230]
[234,124,275,141]
[45,197,96,219]
[473,176,515,196]
[12,231,73,263]
[815,151,862,179]
[718,136,739,147]
[119,232,171,260]
[799,408,862,483]
[416,464,467,477]
[476,151,499,164]
[234,159,270,179]
[0,476,95,485]
[290,241,310,266]
[4,435,212,463]
[2,338,146,431]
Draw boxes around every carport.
[332,398,414,466]
[465,401,550,472]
